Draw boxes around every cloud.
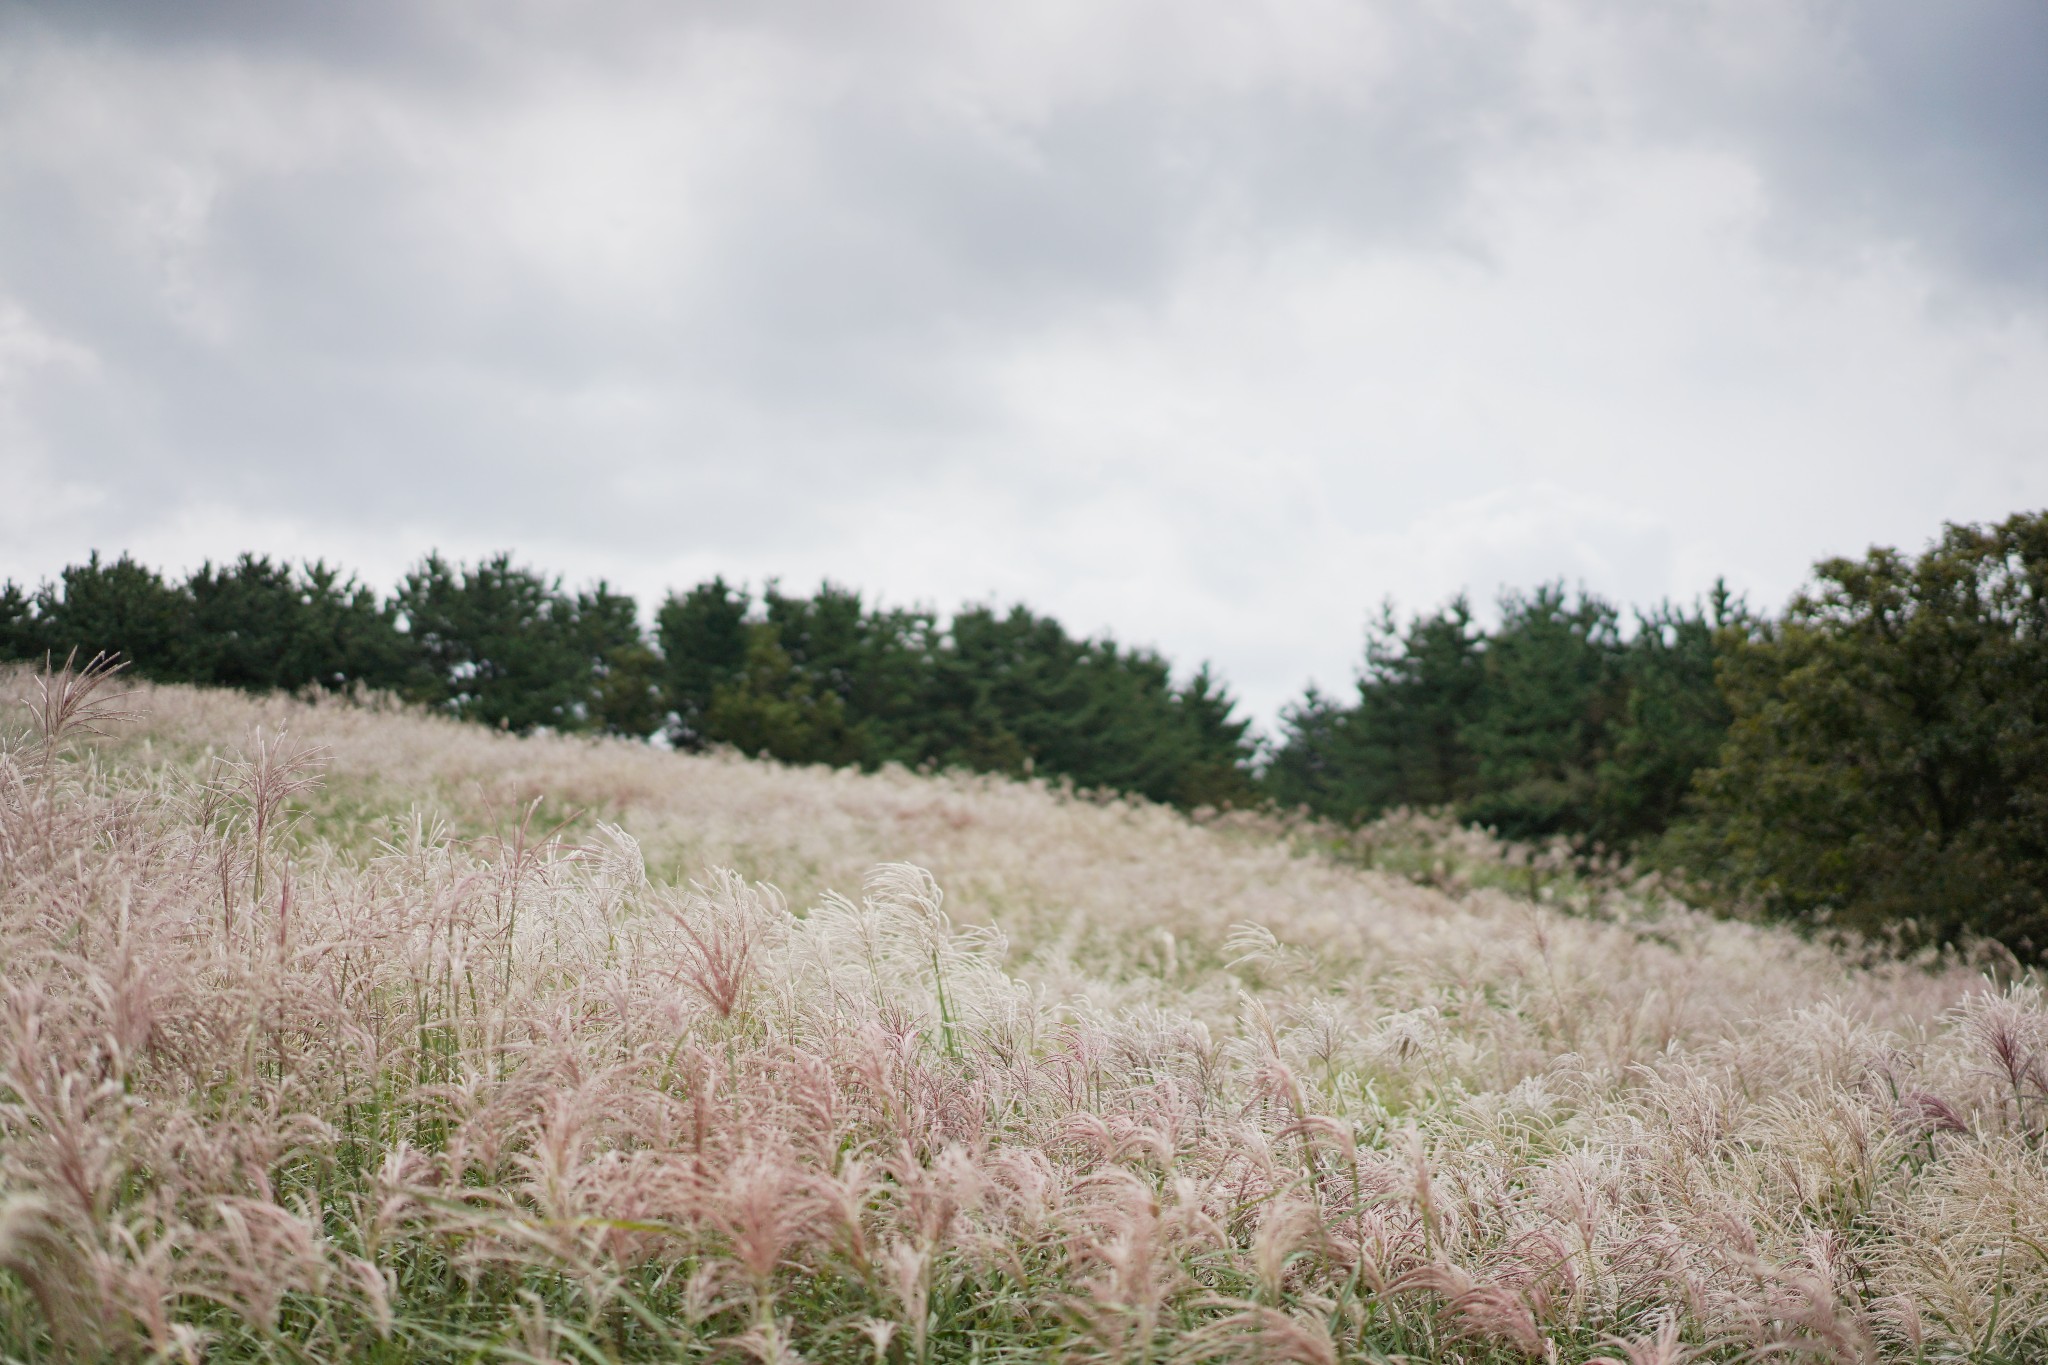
[1,0,2044,727]
[1597,0,2048,302]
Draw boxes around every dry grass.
[2,665,2044,1363]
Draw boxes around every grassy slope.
[2,672,2044,1363]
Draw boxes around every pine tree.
[1171,663,1259,808]
[704,627,865,765]
[655,578,751,749]
[1592,587,1743,848]
[1459,585,1623,840]
[29,553,192,679]
[184,555,410,693]
[395,553,590,732]
[1264,597,1486,822]
[573,583,664,738]
[0,582,39,661]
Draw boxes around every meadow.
[2,660,2044,1363]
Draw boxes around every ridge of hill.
[2,668,2042,1362]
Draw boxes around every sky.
[2,0,2046,729]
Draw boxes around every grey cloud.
[1,0,2044,727]
[14,1,2046,305]
[2,0,1554,551]
[1806,1,2048,295]
[1608,0,2048,301]
[1,0,495,86]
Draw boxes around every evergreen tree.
[1358,596,1487,813]
[28,553,192,680]
[1265,686,1361,815]
[184,555,410,693]
[5,550,1262,812]
[1171,663,1260,808]
[574,583,664,738]
[912,605,1184,798]
[1264,584,1736,849]
[1592,588,1743,848]
[764,582,937,763]
[0,582,39,661]
[912,604,1046,777]
[1264,597,1485,822]
[655,578,751,749]
[763,582,867,705]
[395,553,589,732]
[704,626,866,765]
[1459,585,1623,840]
[1038,639,1190,802]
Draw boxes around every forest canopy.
[6,508,2044,959]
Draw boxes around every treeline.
[5,511,2045,958]
[0,552,1255,808]
[1269,511,2048,959]
[1266,584,1739,850]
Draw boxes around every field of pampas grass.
[3,661,2045,1364]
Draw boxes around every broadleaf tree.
[1680,513,2048,955]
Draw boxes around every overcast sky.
[3,0,2045,727]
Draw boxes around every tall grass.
[2,662,2044,1362]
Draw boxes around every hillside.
[2,666,2043,1362]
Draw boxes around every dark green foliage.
[24,553,190,679]
[1,552,414,695]
[185,555,412,692]
[659,587,1260,804]
[1594,588,1743,848]
[5,548,1259,808]
[0,581,37,660]
[1262,685,1356,815]
[1370,597,1488,810]
[1269,512,2048,958]
[704,626,866,765]
[1680,514,2048,956]
[654,577,750,749]
[395,554,664,737]
[910,603,1046,776]
[1268,584,1729,847]
[906,603,1250,805]
[763,581,937,759]
[575,583,665,738]
[1173,664,1260,809]
[1266,598,1491,820]
[395,553,592,733]
[676,580,879,763]
[1460,585,1623,840]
